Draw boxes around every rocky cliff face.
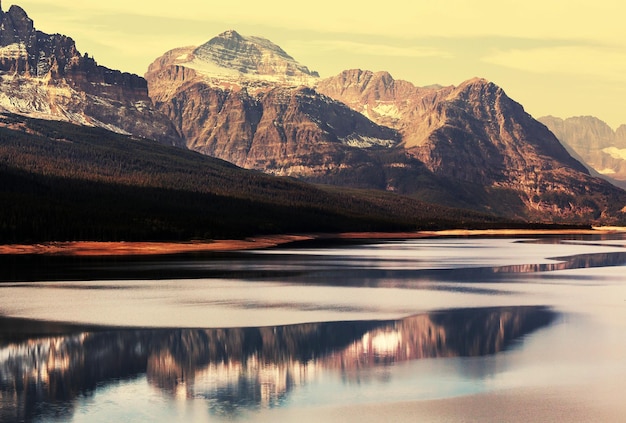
[0,4,181,145]
[539,115,626,188]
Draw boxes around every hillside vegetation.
[0,114,513,243]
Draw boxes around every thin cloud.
[290,40,451,59]
[19,0,626,42]
[483,45,626,82]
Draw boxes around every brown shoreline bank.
[1,227,625,257]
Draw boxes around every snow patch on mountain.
[0,74,53,113]
[174,30,319,88]
[340,134,397,148]
[602,146,626,161]
[0,74,135,136]
[373,103,402,120]
[0,43,28,59]
[597,168,617,175]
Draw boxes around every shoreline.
[1,227,625,256]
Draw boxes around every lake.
[1,235,625,422]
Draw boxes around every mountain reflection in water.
[0,306,555,421]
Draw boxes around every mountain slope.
[0,4,181,145]
[0,113,508,243]
[539,115,626,189]
[318,70,626,222]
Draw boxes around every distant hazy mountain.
[539,115,626,189]
[146,31,626,224]
[0,4,181,145]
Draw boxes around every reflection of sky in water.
[247,238,626,270]
[1,237,625,328]
[0,279,508,327]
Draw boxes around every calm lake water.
[1,235,625,422]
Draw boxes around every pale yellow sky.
[11,0,626,128]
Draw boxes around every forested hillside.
[0,114,508,243]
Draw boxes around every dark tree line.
[0,114,536,244]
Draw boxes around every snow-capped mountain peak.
[173,30,319,87]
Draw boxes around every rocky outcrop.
[539,115,626,188]
[0,4,181,145]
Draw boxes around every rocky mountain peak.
[1,4,33,32]
[2,3,31,23]
[0,3,35,51]
[315,69,435,127]
[450,77,500,101]
[458,77,492,88]
[0,4,87,78]
[216,29,244,42]
[322,69,397,96]
[0,2,182,145]
[164,30,320,87]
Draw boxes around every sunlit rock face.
[191,30,320,85]
[145,31,407,183]
[0,4,181,145]
[318,71,626,222]
[0,306,554,420]
[539,115,626,189]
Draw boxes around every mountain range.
[146,30,626,223]
[1,4,625,242]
